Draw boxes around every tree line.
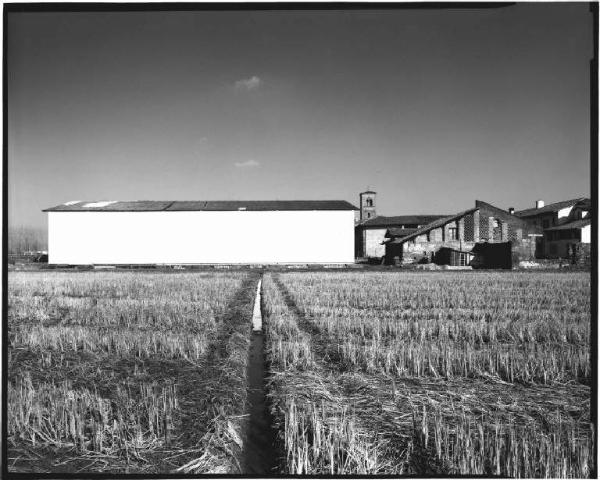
[8,226,47,255]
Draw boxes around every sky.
[7,4,594,228]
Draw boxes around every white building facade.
[44,200,357,265]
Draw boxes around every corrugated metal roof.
[514,198,588,217]
[43,201,175,212]
[544,218,591,231]
[43,200,358,212]
[389,208,479,244]
[359,215,448,228]
[168,200,358,211]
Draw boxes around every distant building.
[538,199,591,258]
[384,200,541,266]
[354,190,446,259]
[513,197,587,228]
[514,198,591,258]
[43,200,358,265]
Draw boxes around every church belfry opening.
[359,190,377,222]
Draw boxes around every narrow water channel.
[244,277,277,474]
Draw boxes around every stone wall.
[402,240,476,264]
[430,227,443,242]
[572,243,591,266]
[511,238,537,264]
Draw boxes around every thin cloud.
[234,159,261,168]
[234,76,262,91]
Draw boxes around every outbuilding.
[383,200,541,266]
[43,200,358,265]
[354,190,446,260]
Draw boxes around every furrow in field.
[268,271,593,477]
[264,273,400,474]
[270,274,322,340]
[242,275,278,475]
[7,271,258,474]
[174,273,259,474]
[269,273,433,474]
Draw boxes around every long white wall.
[48,210,355,264]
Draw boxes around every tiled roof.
[514,198,588,217]
[44,200,358,212]
[385,227,418,238]
[544,218,591,231]
[359,215,448,228]
[388,208,478,244]
[577,198,592,210]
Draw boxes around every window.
[367,212,371,218]
[448,226,458,240]
[493,218,499,228]
[542,219,550,229]
[366,198,373,207]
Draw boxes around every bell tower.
[359,190,377,222]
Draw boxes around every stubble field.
[264,271,592,476]
[8,271,258,473]
[7,269,594,476]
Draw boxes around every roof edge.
[43,200,359,212]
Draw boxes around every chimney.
[508,207,515,215]
[536,200,545,209]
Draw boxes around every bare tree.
[8,226,47,254]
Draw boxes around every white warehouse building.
[43,200,358,265]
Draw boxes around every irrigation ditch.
[243,275,278,474]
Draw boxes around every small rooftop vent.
[535,200,545,209]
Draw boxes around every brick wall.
[479,215,491,241]
[478,202,540,237]
[510,226,523,242]
[392,203,542,266]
